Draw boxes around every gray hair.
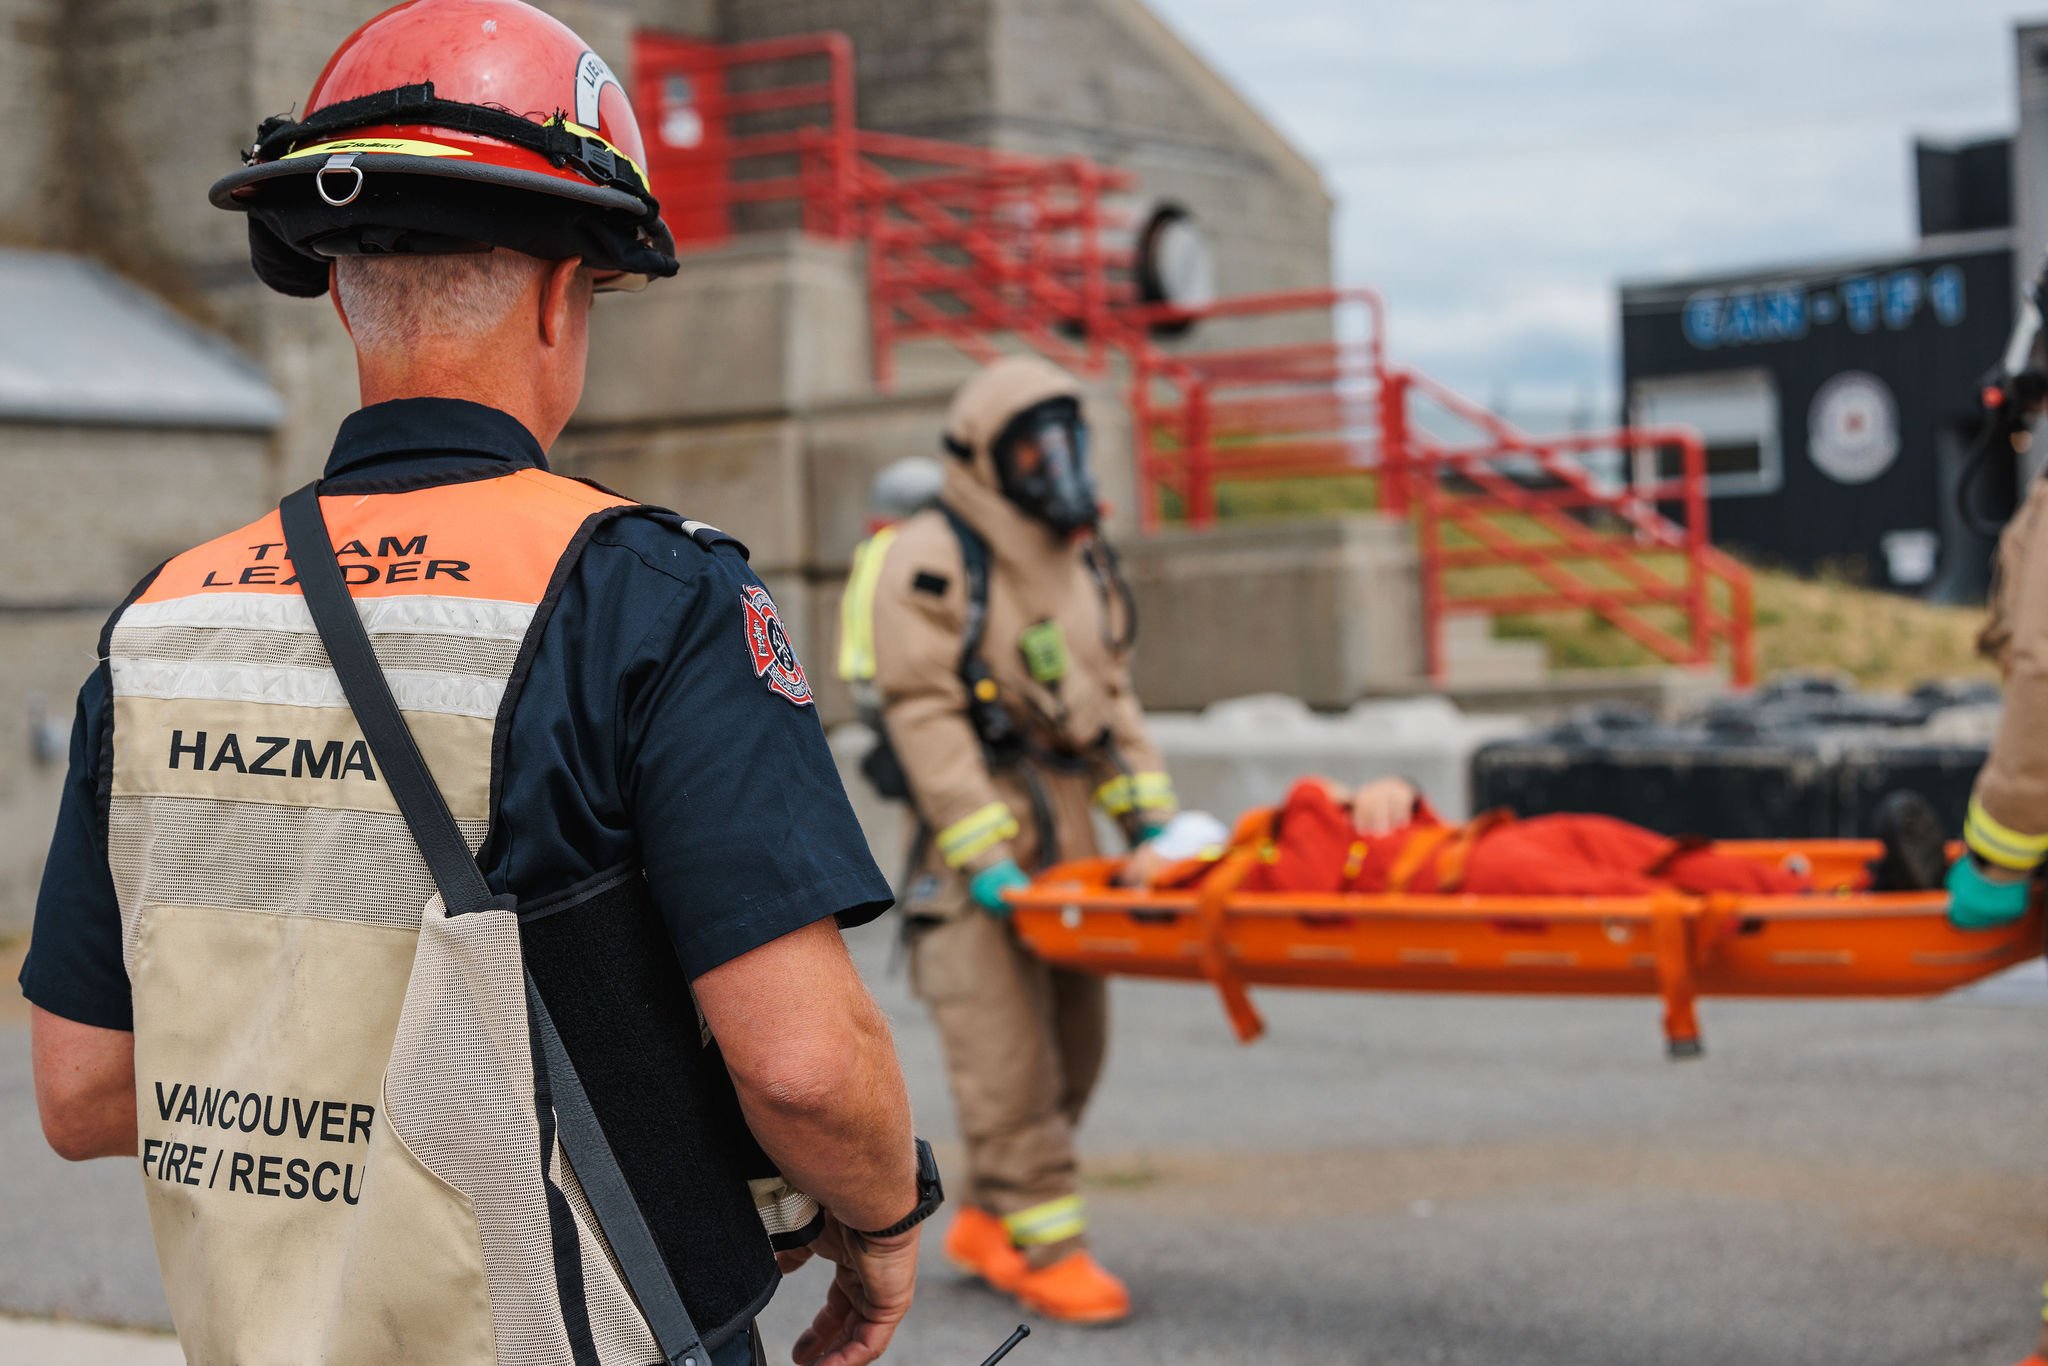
[333,251,551,352]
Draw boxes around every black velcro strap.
[938,502,991,675]
[253,82,658,222]
[528,976,709,1366]
[278,482,708,1366]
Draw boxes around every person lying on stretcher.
[1121,778,1952,900]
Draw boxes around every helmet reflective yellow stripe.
[836,527,898,684]
[1002,1195,1086,1247]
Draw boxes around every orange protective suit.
[1233,780,1809,898]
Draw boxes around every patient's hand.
[1119,811,1231,886]
[1347,778,1420,835]
[1120,843,1169,887]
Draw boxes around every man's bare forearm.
[696,919,920,1233]
[30,1006,139,1160]
[735,994,918,1232]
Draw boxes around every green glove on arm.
[969,859,1031,918]
[1946,855,2032,930]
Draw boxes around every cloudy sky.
[1149,0,2032,424]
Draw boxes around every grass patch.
[1158,475,1996,692]
[1472,543,1993,691]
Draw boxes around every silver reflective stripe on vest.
[108,510,666,1360]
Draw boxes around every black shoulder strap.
[937,501,992,680]
[278,483,709,1366]
[280,484,491,915]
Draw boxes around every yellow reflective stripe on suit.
[836,527,899,684]
[1965,795,2048,871]
[1002,1195,1087,1246]
[1095,771,1175,816]
[937,801,1020,867]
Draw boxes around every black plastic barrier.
[1471,677,1999,840]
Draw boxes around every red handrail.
[1128,290,1753,687]
[631,29,1755,690]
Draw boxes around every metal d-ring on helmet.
[208,0,679,298]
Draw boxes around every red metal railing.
[634,31,1142,387]
[1400,370,1754,685]
[1132,291,1755,686]
[633,32,860,244]
[855,135,1136,388]
[632,30,1754,689]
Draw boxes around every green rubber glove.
[1946,855,2031,930]
[969,859,1031,917]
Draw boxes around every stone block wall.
[988,0,1333,349]
[579,233,872,426]
[0,0,60,247]
[714,0,996,135]
[1118,515,1427,710]
[0,423,274,930]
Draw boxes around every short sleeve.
[18,670,133,1031]
[623,542,893,979]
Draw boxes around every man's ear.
[538,257,584,348]
[327,262,352,337]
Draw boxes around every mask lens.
[998,403,1098,532]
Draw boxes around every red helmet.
[211,0,676,297]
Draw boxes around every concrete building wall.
[989,0,1332,319]
[0,0,60,246]
[714,0,996,134]
[1120,516,1427,710]
[710,0,1331,347]
[0,424,274,930]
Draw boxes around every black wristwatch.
[855,1138,944,1241]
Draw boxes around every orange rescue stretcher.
[1007,836,2044,1056]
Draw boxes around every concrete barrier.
[830,693,1528,886]
[1117,515,1428,708]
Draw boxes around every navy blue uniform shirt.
[21,397,892,1030]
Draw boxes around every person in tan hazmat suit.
[1956,478,2048,927]
[1961,477,2048,1366]
[865,355,1175,1324]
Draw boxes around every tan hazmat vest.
[106,470,797,1364]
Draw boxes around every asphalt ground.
[4,930,2047,1366]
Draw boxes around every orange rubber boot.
[943,1207,1028,1293]
[1013,1250,1131,1325]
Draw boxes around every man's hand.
[1347,777,1420,836]
[969,859,1030,917]
[789,1217,920,1366]
[1947,853,2032,929]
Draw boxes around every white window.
[1628,369,1782,499]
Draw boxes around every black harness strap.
[252,82,661,222]
[937,502,1011,752]
[279,482,709,1366]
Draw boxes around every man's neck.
[355,359,565,450]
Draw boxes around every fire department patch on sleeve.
[741,583,813,706]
